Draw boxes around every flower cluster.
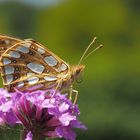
[0,88,86,140]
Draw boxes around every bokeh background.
[0,0,140,140]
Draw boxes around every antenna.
[78,37,96,65]
[78,37,103,64]
[82,44,103,62]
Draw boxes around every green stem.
[20,128,27,140]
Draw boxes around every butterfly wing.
[0,40,70,92]
[0,35,22,57]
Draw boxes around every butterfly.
[0,35,102,98]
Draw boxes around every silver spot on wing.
[21,43,31,48]
[3,58,11,65]
[4,66,15,74]
[37,47,45,54]
[44,56,58,66]
[27,62,45,74]
[58,63,68,72]
[16,46,29,53]
[44,76,57,81]
[17,82,24,88]
[9,51,21,58]
[27,76,39,85]
[6,75,13,84]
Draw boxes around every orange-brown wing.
[0,35,22,57]
[0,40,70,92]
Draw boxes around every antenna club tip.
[99,44,103,48]
[92,37,97,41]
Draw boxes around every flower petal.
[56,126,76,140]
[70,120,87,130]
[25,131,33,140]
[59,113,76,126]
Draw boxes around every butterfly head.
[71,64,85,81]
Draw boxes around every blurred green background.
[0,0,140,140]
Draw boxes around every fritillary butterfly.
[0,35,102,96]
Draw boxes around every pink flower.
[0,89,87,140]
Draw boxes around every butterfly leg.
[72,89,78,105]
[69,86,78,105]
[69,85,73,100]
[49,80,62,102]
[69,88,79,113]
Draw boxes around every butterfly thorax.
[60,64,85,90]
